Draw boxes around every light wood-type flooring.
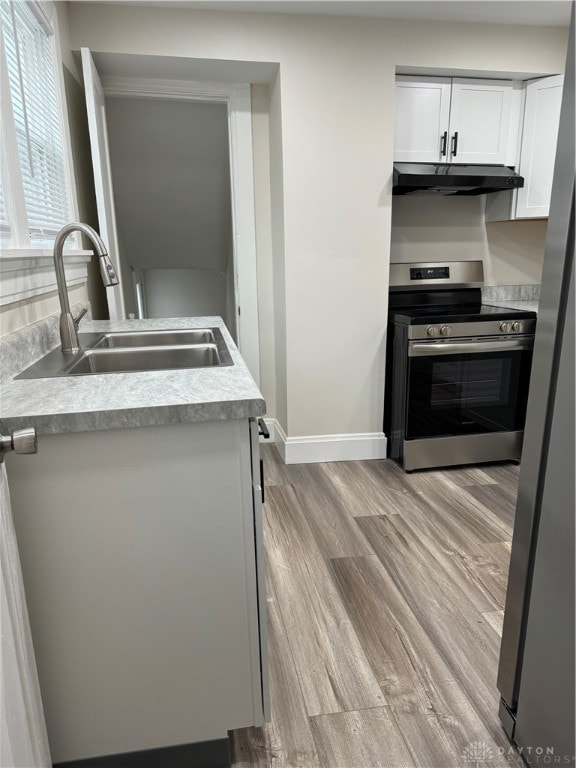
[230,445,520,768]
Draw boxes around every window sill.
[0,248,93,261]
[0,249,92,306]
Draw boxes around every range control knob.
[512,321,522,332]
[440,325,452,337]
[500,322,512,333]
[427,326,440,338]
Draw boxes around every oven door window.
[406,349,532,439]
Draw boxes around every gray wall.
[105,96,232,322]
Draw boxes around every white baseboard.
[268,419,387,464]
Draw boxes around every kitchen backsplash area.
[482,284,540,303]
[390,196,547,287]
[0,302,92,382]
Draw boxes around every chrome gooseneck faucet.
[53,222,119,353]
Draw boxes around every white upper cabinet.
[448,79,513,164]
[515,75,564,218]
[485,74,564,221]
[394,76,516,165]
[394,77,452,162]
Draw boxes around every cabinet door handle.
[451,131,459,158]
[259,458,265,504]
[257,418,270,439]
[440,131,448,157]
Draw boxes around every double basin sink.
[17,327,233,379]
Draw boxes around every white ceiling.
[119,1,573,27]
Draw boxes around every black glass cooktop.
[388,288,536,325]
[392,303,536,325]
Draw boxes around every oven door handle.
[408,337,534,357]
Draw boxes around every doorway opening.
[81,49,262,383]
[105,96,237,339]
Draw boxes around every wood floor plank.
[327,555,434,710]
[362,459,442,493]
[482,610,505,638]
[260,444,291,487]
[232,449,519,767]
[230,578,320,768]
[367,459,500,496]
[351,486,508,560]
[466,483,518,529]
[309,707,414,768]
[361,508,503,613]
[327,554,511,760]
[388,704,511,768]
[477,462,520,487]
[454,543,511,608]
[410,484,513,547]
[356,515,507,726]
[320,460,422,518]
[484,540,512,557]
[434,465,502,488]
[285,465,375,558]
[310,704,511,768]
[263,485,385,717]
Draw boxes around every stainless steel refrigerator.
[497,6,575,766]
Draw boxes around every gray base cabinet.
[7,418,268,764]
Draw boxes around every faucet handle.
[73,307,88,328]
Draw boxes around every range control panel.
[410,266,450,281]
[407,318,537,340]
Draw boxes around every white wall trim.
[273,420,287,462]
[0,251,90,306]
[102,76,244,102]
[81,48,127,320]
[270,419,387,464]
[99,75,261,386]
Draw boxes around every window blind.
[0,163,11,248]
[1,1,70,248]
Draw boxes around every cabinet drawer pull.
[440,131,448,157]
[451,131,459,157]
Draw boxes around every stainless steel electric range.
[384,261,537,472]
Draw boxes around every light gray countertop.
[0,315,265,435]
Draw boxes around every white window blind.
[1,1,70,248]
[0,163,11,248]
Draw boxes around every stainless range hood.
[392,162,524,196]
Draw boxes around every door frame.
[101,75,261,385]
[81,49,127,320]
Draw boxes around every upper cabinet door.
[515,75,564,219]
[394,76,451,162]
[81,48,126,320]
[448,79,513,164]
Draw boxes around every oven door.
[406,336,534,439]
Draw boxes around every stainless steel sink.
[65,345,222,375]
[16,327,234,379]
[93,329,216,348]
